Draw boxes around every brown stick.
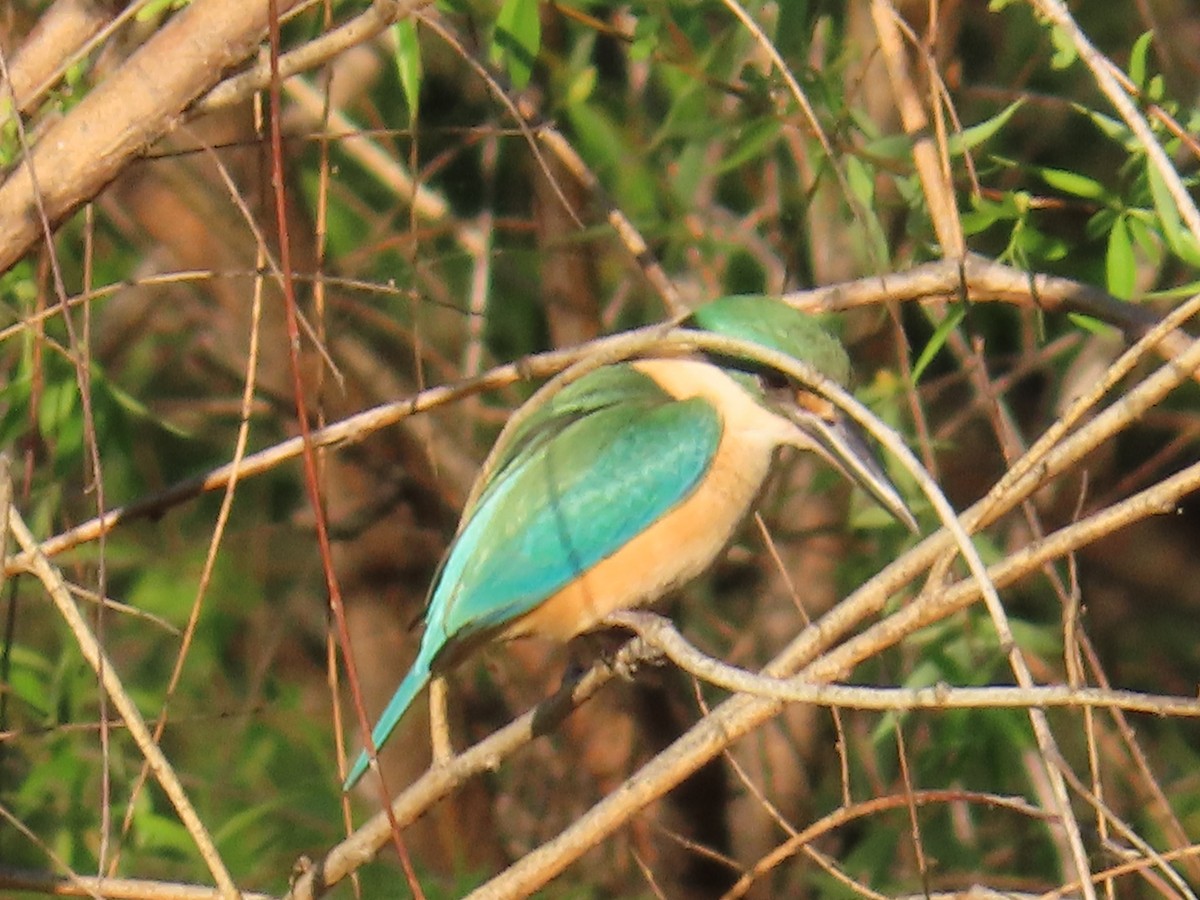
[0,0,305,275]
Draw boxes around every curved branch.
[604,611,1200,718]
[785,253,1198,375]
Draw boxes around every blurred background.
[1,0,1199,896]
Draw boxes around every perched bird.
[344,295,914,789]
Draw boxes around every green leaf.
[1144,278,1200,300]
[1128,31,1153,90]
[1049,25,1078,70]
[564,64,596,108]
[1072,104,1131,145]
[1126,213,1162,267]
[491,0,541,90]
[630,14,660,62]
[135,0,188,22]
[1147,73,1166,103]
[862,133,912,162]
[717,119,781,173]
[948,100,1023,156]
[845,156,889,262]
[912,305,966,383]
[392,19,422,123]
[38,380,77,444]
[1036,166,1107,201]
[1068,312,1119,338]
[1105,215,1136,299]
[135,807,196,856]
[1146,158,1200,267]
[1013,220,1069,262]
[775,0,811,56]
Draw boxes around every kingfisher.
[343,295,915,790]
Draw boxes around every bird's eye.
[757,370,790,392]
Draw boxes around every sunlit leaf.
[1050,24,1078,69]
[1068,312,1120,337]
[491,0,540,89]
[717,119,780,173]
[392,19,422,123]
[1146,157,1200,267]
[948,100,1023,156]
[912,305,966,383]
[1128,31,1153,89]
[1106,215,1137,299]
[1036,166,1107,201]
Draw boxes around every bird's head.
[687,295,918,532]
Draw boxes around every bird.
[343,295,916,790]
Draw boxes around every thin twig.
[0,863,275,900]
[603,611,1200,718]
[868,0,964,256]
[7,505,241,898]
[190,0,431,116]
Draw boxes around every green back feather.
[688,295,851,387]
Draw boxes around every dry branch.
[192,0,430,117]
[2,0,114,114]
[0,0,307,275]
[5,264,1193,575]
[606,611,1200,718]
[0,864,274,900]
[785,252,1197,369]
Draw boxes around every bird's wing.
[466,365,667,515]
[424,368,722,665]
[343,369,719,790]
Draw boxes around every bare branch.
[0,0,307,275]
[0,864,275,900]
[605,611,1200,718]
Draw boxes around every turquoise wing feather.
[343,364,721,789]
[432,391,721,645]
[467,365,671,515]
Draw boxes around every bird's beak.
[780,397,919,533]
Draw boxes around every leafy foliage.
[0,1,1198,897]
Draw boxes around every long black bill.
[787,409,919,533]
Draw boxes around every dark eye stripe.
[695,348,792,387]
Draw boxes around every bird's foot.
[562,625,661,686]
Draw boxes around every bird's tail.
[342,651,433,791]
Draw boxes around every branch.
[461,330,1200,897]
[868,0,963,256]
[283,638,659,900]
[604,611,1200,718]
[190,0,430,117]
[725,790,1049,900]
[0,0,307,275]
[785,253,1198,376]
[0,865,274,900]
[2,0,114,114]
